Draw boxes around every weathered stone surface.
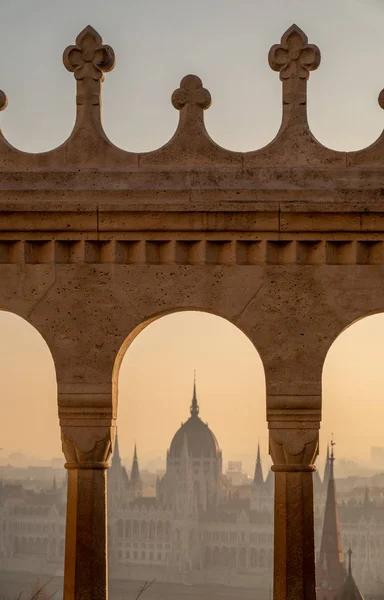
[0,22,383,600]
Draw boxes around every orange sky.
[1,311,384,475]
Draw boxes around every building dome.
[169,379,220,459]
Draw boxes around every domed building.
[107,378,275,593]
[157,379,230,512]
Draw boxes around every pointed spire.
[112,427,121,467]
[190,371,199,417]
[317,437,346,596]
[323,442,331,488]
[335,547,365,600]
[253,441,264,485]
[130,444,142,491]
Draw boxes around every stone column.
[269,408,319,600]
[59,383,115,600]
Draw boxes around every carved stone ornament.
[172,74,212,111]
[61,428,113,470]
[268,24,320,81]
[63,25,115,106]
[269,429,319,472]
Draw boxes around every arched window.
[117,519,124,538]
[141,521,147,538]
[250,548,258,568]
[157,521,163,540]
[149,521,156,541]
[230,547,237,567]
[239,547,246,568]
[133,520,139,539]
[125,520,131,539]
[259,549,267,568]
[165,521,171,540]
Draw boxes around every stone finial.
[268,25,320,118]
[172,75,211,111]
[0,90,8,112]
[63,25,115,107]
[269,24,320,82]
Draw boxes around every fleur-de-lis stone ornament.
[63,25,115,107]
[269,24,320,107]
[172,75,211,112]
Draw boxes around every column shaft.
[64,468,108,600]
[273,470,316,600]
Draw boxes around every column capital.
[268,407,320,473]
[62,426,113,470]
[269,428,319,472]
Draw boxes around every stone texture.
[0,22,383,600]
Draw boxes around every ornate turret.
[253,442,264,486]
[317,439,346,599]
[335,548,364,600]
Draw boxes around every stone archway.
[0,20,382,600]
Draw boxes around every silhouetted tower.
[253,441,264,485]
[108,429,129,509]
[323,442,331,490]
[317,439,346,599]
[335,547,364,600]
[129,444,142,499]
[190,370,199,418]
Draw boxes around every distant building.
[1,387,384,597]
[370,447,384,470]
[108,379,274,593]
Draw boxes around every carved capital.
[63,25,115,106]
[61,425,113,470]
[172,75,211,111]
[269,428,319,472]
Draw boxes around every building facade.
[1,398,384,597]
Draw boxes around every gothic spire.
[253,441,264,485]
[323,442,331,489]
[317,438,346,599]
[112,428,121,467]
[130,444,141,487]
[190,370,199,417]
[335,547,365,600]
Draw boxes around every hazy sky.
[0,1,383,473]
